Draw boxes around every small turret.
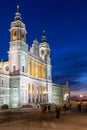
[30,39,39,57]
[41,30,47,42]
[39,30,50,60]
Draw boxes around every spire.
[41,29,47,42]
[14,5,22,21]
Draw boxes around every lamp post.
[80,94,83,103]
[64,93,70,105]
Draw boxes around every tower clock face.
[12,30,17,40]
[22,31,25,41]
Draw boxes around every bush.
[1,104,9,109]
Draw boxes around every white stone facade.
[0,7,52,108]
[0,6,70,108]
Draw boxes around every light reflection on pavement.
[0,111,87,130]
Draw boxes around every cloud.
[52,50,87,93]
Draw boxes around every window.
[5,66,9,71]
[2,79,3,86]
[0,97,4,104]
[13,65,16,72]
[22,66,24,72]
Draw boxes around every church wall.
[10,76,20,108]
[0,6,70,108]
[0,74,10,107]
[0,61,9,72]
[20,76,28,106]
[52,83,70,105]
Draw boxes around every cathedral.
[0,6,70,108]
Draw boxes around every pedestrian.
[78,103,81,111]
[48,104,50,112]
[55,107,61,119]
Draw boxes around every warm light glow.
[12,30,17,40]
[42,66,45,78]
[39,65,42,78]
[80,94,83,98]
[27,59,45,79]
[64,93,69,101]
[43,89,48,94]
[40,86,43,95]
[35,63,39,77]
[21,31,25,41]
[31,60,35,76]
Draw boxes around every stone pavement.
[0,111,87,130]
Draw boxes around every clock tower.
[8,5,28,108]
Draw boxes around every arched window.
[1,78,3,86]
[13,65,16,72]
[22,66,24,72]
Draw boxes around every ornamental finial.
[17,5,20,12]
[43,29,46,36]
[14,4,22,21]
[41,29,47,42]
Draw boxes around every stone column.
[42,86,43,102]
[38,86,40,103]
[34,85,36,103]
[36,86,38,103]
[27,83,28,104]
[30,59,32,75]
[30,84,32,103]
[34,62,35,77]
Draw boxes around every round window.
[5,66,9,71]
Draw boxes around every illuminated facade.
[0,6,52,108]
[0,6,70,108]
[52,82,70,105]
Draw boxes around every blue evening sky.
[0,0,87,95]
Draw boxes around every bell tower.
[39,30,51,81]
[9,5,28,75]
[11,5,26,42]
[39,30,52,103]
[8,5,28,108]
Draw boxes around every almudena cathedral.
[0,6,70,108]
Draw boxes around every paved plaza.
[0,108,87,130]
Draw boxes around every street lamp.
[64,93,69,101]
[80,94,83,103]
[64,93,70,105]
[80,94,83,98]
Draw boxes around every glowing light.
[43,89,48,94]
[80,94,83,98]
[64,93,69,101]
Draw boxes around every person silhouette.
[48,104,50,112]
[55,107,61,118]
[78,103,81,111]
